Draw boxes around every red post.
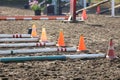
[70,0,76,22]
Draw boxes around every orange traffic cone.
[96,5,100,14]
[56,29,65,47]
[77,34,87,51]
[31,24,37,37]
[106,39,117,59]
[82,9,87,20]
[40,28,48,42]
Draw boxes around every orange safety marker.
[81,9,87,20]
[31,24,38,37]
[40,28,48,42]
[56,29,65,47]
[77,34,87,51]
[106,39,117,60]
[96,5,100,14]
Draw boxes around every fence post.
[70,0,76,22]
[111,0,115,17]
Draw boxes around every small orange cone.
[96,5,100,14]
[106,39,117,59]
[77,34,87,51]
[31,24,37,37]
[57,29,65,47]
[40,28,48,42]
[82,9,87,20]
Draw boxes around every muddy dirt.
[0,5,120,80]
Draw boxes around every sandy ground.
[0,5,120,80]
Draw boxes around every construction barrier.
[0,0,78,22]
[0,38,39,42]
[0,42,56,48]
[100,4,120,14]
[0,34,31,38]
[0,47,76,55]
[0,53,105,62]
[0,16,69,20]
[65,53,105,59]
[76,0,109,14]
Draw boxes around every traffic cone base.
[106,49,117,59]
[77,49,89,53]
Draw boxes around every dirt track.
[0,5,120,80]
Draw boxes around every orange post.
[57,29,65,47]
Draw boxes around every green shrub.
[31,4,41,11]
